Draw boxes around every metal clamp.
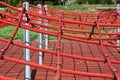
[56,47,61,50]
[112,69,117,80]
[57,62,61,65]
[104,54,109,63]
[105,54,109,57]
[58,31,62,34]
[23,41,31,45]
[88,23,96,40]
[0,49,4,59]
[0,49,4,52]
[55,62,62,73]
[55,47,61,56]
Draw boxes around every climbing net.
[0,1,120,80]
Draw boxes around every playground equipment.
[0,1,120,80]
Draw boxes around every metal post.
[23,2,31,80]
[37,4,43,64]
[116,27,120,45]
[117,4,120,45]
[44,5,49,49]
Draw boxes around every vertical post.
[23,2,31,80]
[44,5,49,49]
[37,4,43,64]
[117,4,120,45]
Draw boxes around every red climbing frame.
[0,1,120,80]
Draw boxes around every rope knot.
[112,68,118,80]
[55,62,62,73]
[104,54,109,63]
[0,49,4,59]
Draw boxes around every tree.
[53,0,59,5]
[112,0,116,5]
[41,0,45,5]
[29,0,34,4]
[77,0,84,4]
[86,0,89,4]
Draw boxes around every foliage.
[0,26,23,40]
[76,0,84,4]
[53,4,112,11]
[0,26,58,40]
[0,26,37,40]
[0,0,119,6]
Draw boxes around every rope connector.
[55,47,61,56]
[105,54,109,57]
[113,68,117,72]
[88,22,96,40]
[23,41,31,45]
[58,30,63,35]
[24,13,30,23]
[57,62,61,65]
[104,54,109,63]
[58,31,62,33]
[112,69,117,80]
[0,49,4,52]
[55,62,61,73]
[112,76,117,80]
[0,49,4,59]
[56,47,61,50]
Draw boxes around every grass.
[52,4,114,11]
[0,26,25,40]
[0,26,57,40]
[0,26,32,40]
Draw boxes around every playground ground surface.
[0,40,120,80]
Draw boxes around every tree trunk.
[86,0,89,4]
[112,0,116,5]
[41,0,45,5]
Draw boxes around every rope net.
[0,1,120,80]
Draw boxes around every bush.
[76,0,84,4]
[53,0,60,5]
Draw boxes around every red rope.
[0,13,119,41]
[0,1,20,12]
[0,1,120,80]
[0,38,120,65]
[1,19,120,47]
[55,13,63,80]
[0,7,25,58]
[3,56,113,79]
[0,75,17,80]
[96,21,120,80]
